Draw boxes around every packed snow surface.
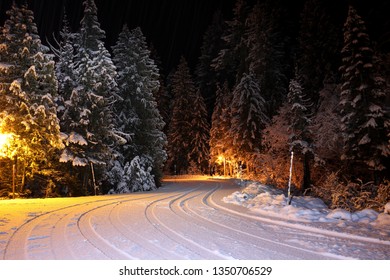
[0,176,389,260]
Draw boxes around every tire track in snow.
[3,201,104,260]
[76,201,135,259]
[79,190,195,259]
[53,192,166,259]
[184,185,344,259]
[146,182,291,259]
[109,191,203,259]
[50,209,92,259]
[144,186,229,259]
[3,202,105,259]
[2,194,159,259]
[175,185,331,259]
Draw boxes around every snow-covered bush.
[376,181,390,210]
[313,174,390,212]
[333,180,390,212]
[260,103,302,189]
[109,156,156,194]
[129,156,156,192]
[310,82,343,164]
[311,171,341,206]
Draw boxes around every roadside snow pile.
[223,182,390,227]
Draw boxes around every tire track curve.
[2,193,160,259]
[171,185,331,259]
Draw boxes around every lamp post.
[288,151,294,205]
[223,157,226,177]
[12,158,16,199]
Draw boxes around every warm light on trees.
[0,118,16,159]
[0,120,18,198]
[0,132,13,158]
[0,2,62,197]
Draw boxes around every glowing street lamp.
[0,133,13,157]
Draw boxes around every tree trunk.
[302,153,311,194]
[19,162,26,193]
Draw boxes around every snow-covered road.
[0,177,389,260]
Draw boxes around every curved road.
[2,177,389,259]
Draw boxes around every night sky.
[0,0,389,73]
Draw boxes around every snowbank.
[224,181,390,229]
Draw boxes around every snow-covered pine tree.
[229,73,269,170]
[245,0,289,116]
[0,2,62,194]
[219,83,236,175]
[55,13,76,112]
[167,57,197,174]
[310,80,343,164]
[111,25,166,190]
[296,0,341,107]
[108,155,156,194]
[210,82,229,164]
[209,82,236,175]
[59,0,118,193]
[110,24,139,164]
[153,78,171,135]
[149,44,171,134]
[339,5,390,177]
[188,88,210,173]
[287,75,314,191]
[211,0,249,87]
[195,10,226,118]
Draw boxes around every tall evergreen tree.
[287,75,314,191]
[195,10,226,118]
[296,0,341,107]
[212,0,249,87]
[209,82,237,175]
[229,73,269,168]
[0,2,62,193]
[55,13,76,105]
[339,6,390,177]
[188,88,210,173]
[111,25,166,189]
[167,57,198,174]
[245,0,289,116]
[59,0,118,193]
[209,82,229,163]
[150,44,171,135]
